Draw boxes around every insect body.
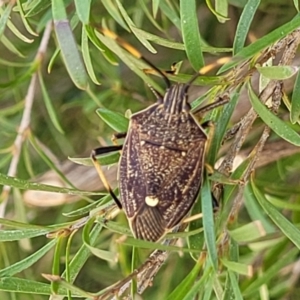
[92,29,228,242]
[119,84,207,242]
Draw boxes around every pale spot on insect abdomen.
[145,196,160,207]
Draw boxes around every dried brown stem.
[96,225,186,299]
[218,28,300,223]
[219,28,300,177]
[0,22,53,217]
[95,248,171,300]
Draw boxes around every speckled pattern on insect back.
[119,84,207,242]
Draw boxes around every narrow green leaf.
[62,223,103,283]
[267,195,300,211]
[229,221,266,243]
[201,173,218,270]
[63,200,102,218]
[182,267,214,300]
[258,57,272,92]
[25,0,51,17]
[115,0,157,53]
[69,152,120,167]
[51,0,67,20]
[130,27,231,52]
[0,101,24,116]
[44,276,93,298]
[1,34,25,57]
[0,239,56,277]
[74,0,91,24]
[243,247,298,295]
[0,277,79,296]
[65,231,76,300]
[233,0,261,54]
[0,228,51,241]
[130,246,138,297]
[244,184,276,234]
[228,271,244,300]
[51,237,64,294]
[98,218,132,236]
[53,20,89,89]
[5,15,34,43]
[38,72,65,134]
[215,0,229,23]
[0,172,102,196]
[0,59,30,67]
[0,218,50,230]
[52,1,88,89]
[152,0,160,17]
[248,236,285,252]
[166,260,205,300]
[213,277,225,299]
[82,217,117,262]
[82,26,101,85]
[16,0,38,36]
[96,107,129,132]
[0,2,13,39]
[102,0,130,30]
[188,193,204,260]
[120,237,202,253]
[0,62,36,88]
[47,47,60,73]
[0,277,52,295]
[36,223,103,300]
[293,0,299,12]
[138,0,164,32]
[291,68,300,123]
[129,27,184,49]
[251,179,300,250]
[174,73,222,86]
[28,133,77,189]
[159,0,181,30]
[248,83,300,146]
[85,25,118,65]
[219,14,300,73]
[221,259,252,276]
[222,242,241,300]
[205,0,230,22]
[207,90,239,165]
[257,65,298,80]
[180,0,204,70]
[95,31,163,93]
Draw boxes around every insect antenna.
[194,96,230,115]
[101,28,171,89]
[181,58,231,112]
[182,57,230,97]
[91,148,123,209]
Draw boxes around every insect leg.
[113,132,127,139]
[91,148,122,209]
[112,132,127,146]
[93,144,123,155]
[200,120,214,130]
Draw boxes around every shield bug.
[92,30,229,242]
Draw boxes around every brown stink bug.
[92,30,229,242]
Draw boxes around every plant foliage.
[1,0,300,299]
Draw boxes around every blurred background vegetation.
[1,0,300,299]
